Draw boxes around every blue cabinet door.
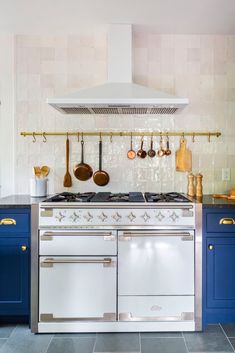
[207,237,235,308]
[0,237,29,316]
[203,207,235,326]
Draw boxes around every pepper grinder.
[196,173,203,197]
[187,173,195,197]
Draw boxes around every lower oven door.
[118,230,194,295]
[39,256,116,322]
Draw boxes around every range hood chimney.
[47,24,188,115]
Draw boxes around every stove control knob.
[128,212,136,222]
[112,212,122,222]
[70,212,80,223]
[170,211,179,222]
[55,212,66,222]
[84,212,93,222]
[99,212,108,222]
[142,212,151,222]
[156,211,165,221]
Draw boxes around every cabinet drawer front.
[206,211,235,233]
[118,296,194,321]
[39,256,116,320]
[40,230,117,255]
[0,211,30,235]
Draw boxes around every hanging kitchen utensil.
[157,134,165,157]
[41,166,50,178]
[93,135,110,186]
[137,136,147,159]
[175,136,192,172]
[147,135,156,158]
[63,135,72,187]
[164,134,171,156]
[73,134,93,181]
[127,133,136,159]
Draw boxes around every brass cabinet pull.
[208,244,214,251]
[219,218,235,225]
[21,245,27,252]
[0,218,16,225]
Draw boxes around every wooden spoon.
[63,136,72,187]
[41,166,50,178]
[33,166,42,178]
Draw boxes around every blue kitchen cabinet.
[203,207,235,327]
[0,208,30,319]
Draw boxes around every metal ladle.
[157,134,165,157]
[147,135,156,158]
[164,134,171,156]
[137,136,147,159]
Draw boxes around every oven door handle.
[41,231,115,241]
[121,232,192,237]
[119,232,193,241]
[40,257,114,268]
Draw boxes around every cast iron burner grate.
[44,192,96,203]
[91,192,145,203]
[145,192,190,203]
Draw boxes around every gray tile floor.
[0,324,235,353]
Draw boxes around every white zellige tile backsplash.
[15,32,235,194]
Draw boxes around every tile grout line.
[0,324,19,352]
[219,324,235,352]
[44,334,54,353]
[139,332,141,353]
[92,333,97,353]
[182,331,190,353]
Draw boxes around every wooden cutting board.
[176,137,192,172]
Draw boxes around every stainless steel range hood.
[47,25,188,115]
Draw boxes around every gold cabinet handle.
[21,245,27,252]
[208,244,214,250]
[0,218,16,225]
[219,218,235,225]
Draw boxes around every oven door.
[118,230,194,295]
[39,256,116,322]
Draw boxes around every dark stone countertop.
[0,194,234,209]
[0,195,47,208]
[200,195,235,208]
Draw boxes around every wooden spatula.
[63,137,72,187]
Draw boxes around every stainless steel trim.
[40,312,116,322]
[30,204,39,333]
[39,225,195,231]
[195,203,202,331]
[40,257,113,268]
[119,312,194,322]
[40,203,194,210]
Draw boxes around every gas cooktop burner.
[145,192,190,203]
[91,192,145,203]
[44,192,96,203]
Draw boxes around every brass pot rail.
[21,131,221,142]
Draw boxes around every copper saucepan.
[73,136,93,181]
[93,137,109,186]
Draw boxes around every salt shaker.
[196,173,203,197]
[187,173,195,197]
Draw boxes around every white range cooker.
[30,192,202,333]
